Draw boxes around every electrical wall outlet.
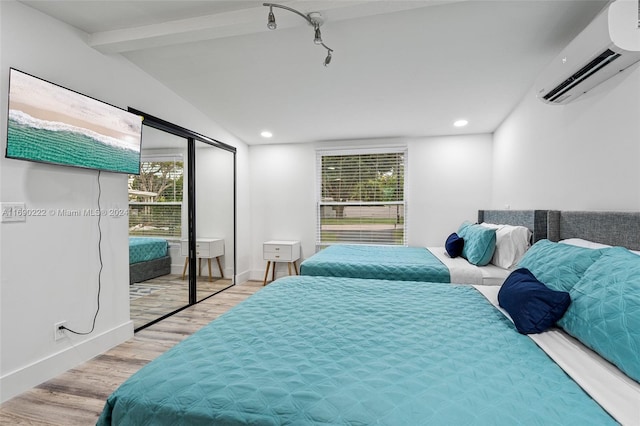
[54,321,67,341]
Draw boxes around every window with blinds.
[128,155,184,238]
[317,148,407,246]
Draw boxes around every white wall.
[0,1,249,402]
[235,142,251,283]
[248,135,493,280]
[249,143,316,281]
[407,134,493,245]
[493,64,640,210]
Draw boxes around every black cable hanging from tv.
[58,170,103,336]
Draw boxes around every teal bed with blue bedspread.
[129,237,170,284]
[97,275,617,425]
[299,210,550,283]
[300,244,451,282]
[129,237,168,264]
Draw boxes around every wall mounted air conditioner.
[536,0,640,105]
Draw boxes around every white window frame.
[316,146,408,247]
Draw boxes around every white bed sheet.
[475,285,640,426]
[428,247,511,286]
[479,264,511,286]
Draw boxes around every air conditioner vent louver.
[542,49,621,102]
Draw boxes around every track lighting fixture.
[324,50,332,66]
[263,3,334,66]
[267,5,277,30]
[313,25,322,45]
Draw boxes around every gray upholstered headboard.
[547,210,640,251]
[477,210,548,243]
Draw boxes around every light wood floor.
[0,280,264,426]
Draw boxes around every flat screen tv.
[6,68,142,174]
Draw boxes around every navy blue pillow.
[445,233,464,258]
[498,268,571,334]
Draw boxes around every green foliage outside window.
[321,153,404,204]
[129,160,184,237]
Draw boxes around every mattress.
[98,276,615,425]
[128,237,169,265]
[299,244,450,282]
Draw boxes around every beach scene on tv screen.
[6,69,142,174]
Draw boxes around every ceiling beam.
[88,0,461,53]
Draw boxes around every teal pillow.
[457,221,473,233]
[517,240,604,292]
[457,222,496,266]
[557,247,640,382]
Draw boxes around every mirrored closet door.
[127,109,236,331]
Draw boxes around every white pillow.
[560,237,640,256]
[480,223,532,269]
[559,238,611,249]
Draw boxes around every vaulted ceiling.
[21,0,608,145]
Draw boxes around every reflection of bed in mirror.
[129,237,171,284]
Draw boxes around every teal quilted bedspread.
[128,237,168,264]
[97,276,614,425]
[300,244,450,282]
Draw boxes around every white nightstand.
[181,238,224,281]
[263,240,301,285]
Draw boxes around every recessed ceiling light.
[454,119,468,127]
[261,130,273,138]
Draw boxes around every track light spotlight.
[263,3,334,66]
[324,50,332,67]
[267,6,277,30]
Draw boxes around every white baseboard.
[170,263,184,276]
[0,320,133,403]
[235,269,251,284]
[248,269,265,282]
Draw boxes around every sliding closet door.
[194,140,235,301]
[129,126,190,330]
[128,107,236,331]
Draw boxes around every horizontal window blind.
[128,157,184,238]
[129,202,182,237]
[317,148,407,246]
